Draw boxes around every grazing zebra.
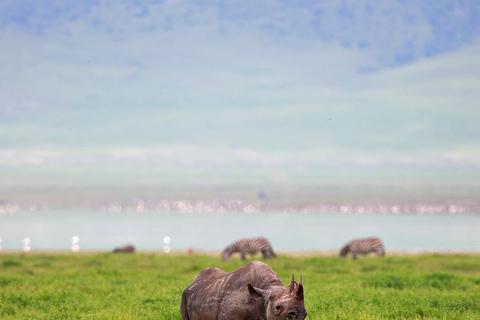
[221,237,277,261]
[339,237,385,260]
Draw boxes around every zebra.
[221,237,277,261]
[339,237,385,260]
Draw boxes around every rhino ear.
[288,274,298,293]
[295,278,304,300]
[248,282,268,301]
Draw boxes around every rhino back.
[228,261,283,289]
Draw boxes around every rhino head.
[248,274,307,320]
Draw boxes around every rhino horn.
[288,274,298,293]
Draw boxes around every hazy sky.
[1,0,480,189]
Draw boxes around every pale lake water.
[1,210,480,253]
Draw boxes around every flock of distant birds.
[113,236,386,260]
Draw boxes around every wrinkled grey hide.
[181,261,307,320]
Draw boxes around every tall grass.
[1,253,479,319]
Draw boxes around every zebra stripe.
[339,237,385,260]
[222,237,277,261]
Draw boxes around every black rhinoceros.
[181,261,307,320]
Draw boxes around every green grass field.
[1,253,479,319]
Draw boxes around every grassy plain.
[1,252,479,319]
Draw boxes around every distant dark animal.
[181,261,307,320]
[222,237,276,261]
[113,244,136,253]
[339,237,385,260]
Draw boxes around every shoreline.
[2,249,480,256]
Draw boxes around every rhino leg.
[218,293,255,320]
